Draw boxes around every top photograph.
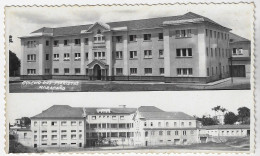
[6,4,254,92]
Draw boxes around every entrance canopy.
[87,59,108,69]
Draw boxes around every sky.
[7,90,253,124]
[5,3,254,59]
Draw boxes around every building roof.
[138,106,164,112]
[83,107,137,115]
[201,124,250,130]
[140,111,195,120]
[229,32,250,43]
[31,105,137,119]
[31,105,84,119]
[30,12,230,37]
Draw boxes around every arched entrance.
[93,64,102,80]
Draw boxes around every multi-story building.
[229,33,251,78]
[198,125,250,143]
[83,106,136,146]
[19,12,231,83]
[30,105,86,148]
[133,106,198,146]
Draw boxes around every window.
[61,130,67,133]
[174,122,177,127]
[51,135,57,140]
[53,54,59,61]
[158,122,161,127]
[46,40,49,46]
[85,52,89,60]
[41,121,47,126]
[144,68,152,75]
[52,130,57,133]
[158,33,163,40]
[176,48,192,57]
[115,51,123,59]
[84,38,89,45]
[176,29,191,38]
[64,68,69,74]
[53,40,59,46]
[75,39,81,45]
[64,40,69,46]
[75,68,81,74]
[159,49,164,58]
[212,67,214,75]
[144,122,147,126]
[130,68,137,75]
[143,34,151,41]
[44,68,49,74]
[71,121,77,126]
[116,68,123,75]
[61,121,67,126]
[41,135,47,141]
[210,30,212,38]
[175,131,179,135]
[42,130,47,133]
[61,135,67,140]
[46,54,49,60]
[205,29,208,36]
[177,68,193,76]
[54,68,59,74]
[92,116,96,120]
[189,122,192,126]
[64,53,70,61]
[34,135,37,141]
[34,122,37,126]
[71,130,76,133]
[113,36,123,43]
[159,68,164,75]
[144,50,152,58]
[130,51,137,59]
[183,131,187,135]
[27,54,36,61]
[120,116,124,120]
[112,116,116,120]
[211,48,213,57]
[166,122,169,127]
[207,68,210,76]
[151,122,153,126]
[74,53,81,60]
[159,131,163,136]
[27,41,37,48]
[215,48,217,57]
[206,47,209,56]
[167,131,171,135]
[79,134,82,139]
[181,122,184,127]
[51,121,57,126]
[129,35,137,42]
[102,52,105,58]
[214,31,216,38]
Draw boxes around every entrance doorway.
[93,64,102,80]
[231,65,246,77]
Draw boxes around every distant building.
[16,129,33,147]
[19,12,231,83]
[198,124,250,143]
[229,33,251,78]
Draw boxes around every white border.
[0,0,259,156]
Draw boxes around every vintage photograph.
[5,3,254,92]
[6,92,253,153]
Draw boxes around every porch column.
[38,38,44,75]
[88,35,94,62]
[106,32,113,76]
[123,33,129,75]
[163,27,171,77]
[80,37,85,75]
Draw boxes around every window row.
[145,130,194,137]
[86,123,134,129]
[91,115,125,120]
[206,47,231,58]
[205,29,229,40]
[35,129,82,133]
[33,121,83,126]
[113,33,164,43]
[125,68,164,75]
[53,53,81,61]
[38,134,82,141]
[144,121,193,127]
[207,65,229,76]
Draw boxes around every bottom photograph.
[7,93,252,153]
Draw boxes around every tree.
[212,106,221,116]
[224,112,238,125]
[220,107,227,115]
[21,117,31,128]
[9,50,20,76]
[237,107,250,124]
[196,115,219,126]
